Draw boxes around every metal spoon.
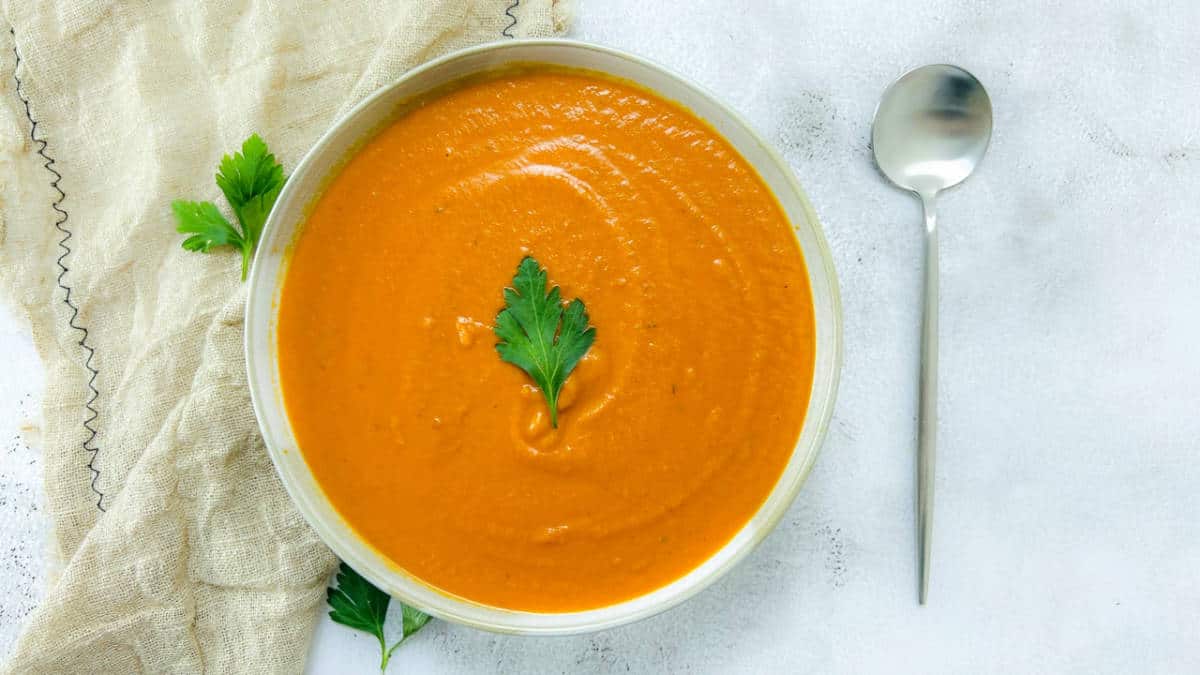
[871,64,993,604]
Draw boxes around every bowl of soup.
[246,39,841,634]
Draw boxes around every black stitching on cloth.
[502,0,519,38]
[10,28,106,512]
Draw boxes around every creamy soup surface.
[278,69,816,611]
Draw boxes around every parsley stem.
[377,632,390,672]
[240,246,251,281]
[381,636,408,672]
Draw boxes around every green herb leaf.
[326,562,433,672]
[216,133,285,245]
[401,603,433,638]
[172,133,285,280]
[494,256,596,428]
[215,134,286,212]
[327,563,389,650]
[172,200,244,252]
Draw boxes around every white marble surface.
[4,1,1200,673]
[0,305,47,654]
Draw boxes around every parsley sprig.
[327,563,433,672]
[172,134,284,280]
[494,256,596,428]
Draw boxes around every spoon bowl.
[873,64,992,196]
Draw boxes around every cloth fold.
[0,1,566,672]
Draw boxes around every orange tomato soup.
[278,70,815,611]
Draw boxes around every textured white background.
[4,1,1200,673]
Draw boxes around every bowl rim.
[246,38,843,635]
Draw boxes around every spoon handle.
[918,193,938,605]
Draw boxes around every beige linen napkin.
[0,1,567,672]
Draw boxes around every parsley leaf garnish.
[172,133,284,280]
[400,603,434,639]
[494,256,596,428]
[327,562,433,672]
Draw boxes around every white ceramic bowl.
[246,39,841,635]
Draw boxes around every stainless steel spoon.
[871,64,993,604]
